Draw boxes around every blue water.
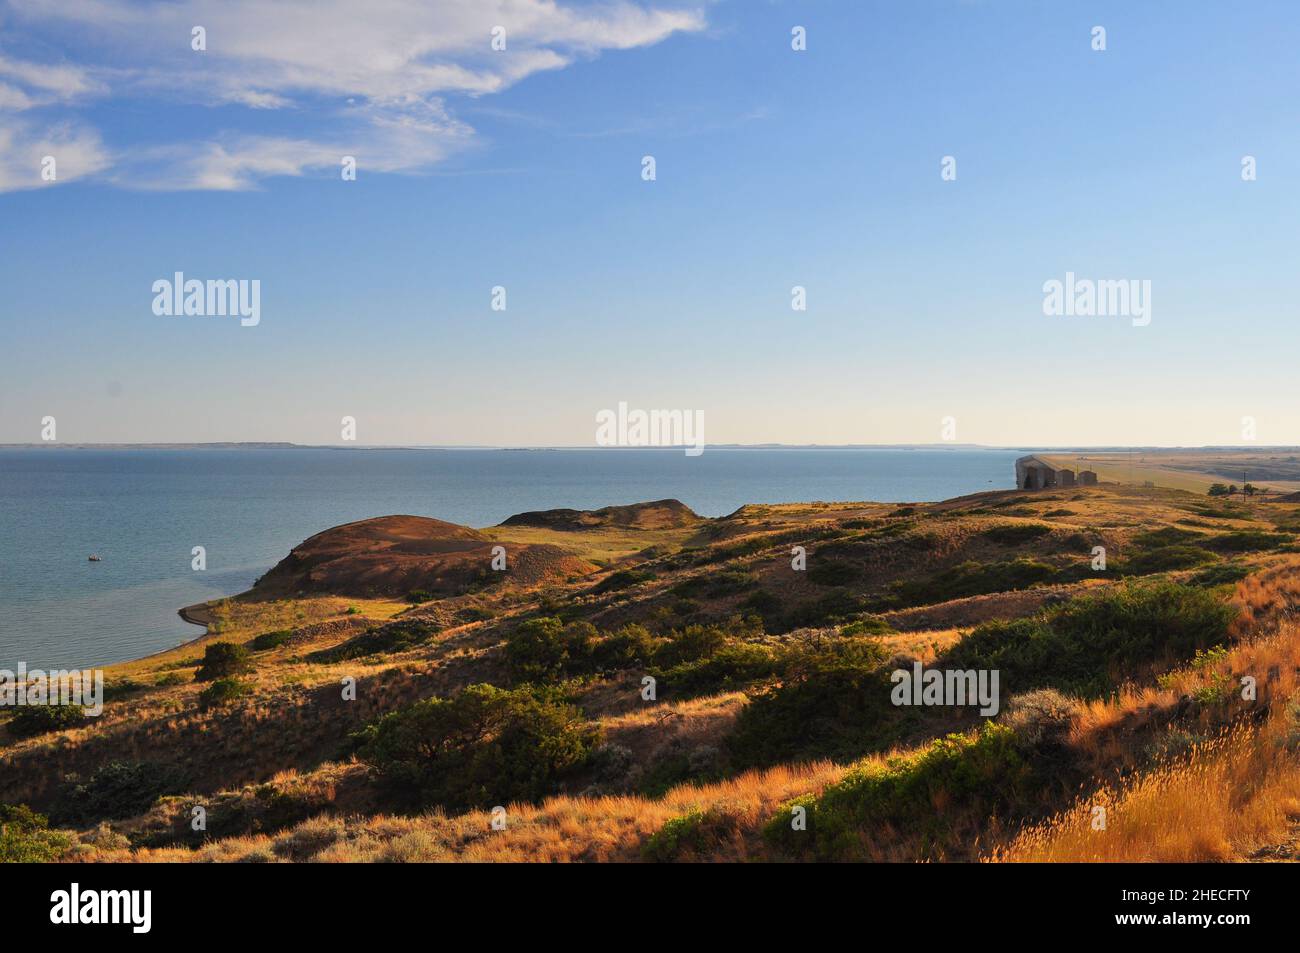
[0,447,1022,669]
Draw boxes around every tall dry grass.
[991,715,1300,862]
[993,567,1300,863]
[109,759,850,863]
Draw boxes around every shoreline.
[177,601,215,632]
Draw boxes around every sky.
[2,0,1299,447]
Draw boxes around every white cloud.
[0,52,105,106]
[0,0,706,190]
[0,117,112,190]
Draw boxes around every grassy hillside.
[4,484,1300,863]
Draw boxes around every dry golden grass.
[992,717,1300,862]
[994,568,1300,863]
[108,759,850,863]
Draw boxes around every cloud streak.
[0,0,706,190]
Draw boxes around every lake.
[0,447,1024,668]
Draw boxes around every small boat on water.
[88,554,102,562]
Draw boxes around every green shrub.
[781,588,869,630]
[405,589,434,604]
[807,560,859,586]
[983,524,1052,545]
[354,684,599,812]
[194,641,252,681]
[505,618,599,681]
[590,624,663,671]
[1189,563,1252,588]
[740,589,783,621]
[54,761,189,824]
[1132,527,1205,548]
[199,677,251,708]
[879,558,1057,609]
[0,805,71,862]
[728,638,893,768]
[642,811,708,862]
[641,808,742,862]
[942,581,1236,697]
[653,622,729,668]
[592,569,654,595]
[319,619,440,662]
[1206,530,1291,553]
[655,642,779,696]
[765,723,1037,860]
[839,616,895,636]
[671,569,757,599]
[6,703,89,738]
[102,678,146,702]
[1121,545,1216,575]
[249,629,293,651]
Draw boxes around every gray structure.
[1015,455,1059,490]
[1015,455,1095,491]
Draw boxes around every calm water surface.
[0,447,1023,668]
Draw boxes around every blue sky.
[2,0,1299,446]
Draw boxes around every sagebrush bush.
[1206,530,1291,553]
[354,683,600,813]
[655,642,780,696]
[194,641,252,681]
[0,804,71,862]
[728,637,893,768]
[807,560,859,586]
[641,808,742,862]
[54,761,190,825]
[765,723,1039,860]
[1121,545,1216,575]
[1189,563,1252,588]
[880,558,1057,609]
[317,619,440,662]
[983,524,1052,545]
[592,569,654,594]
[249,629,293,651]
[6,703,88,738]
[200,677,251,708]
[942,581,1236,697]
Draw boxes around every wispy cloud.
[0,117,111,190]
[0,0,706,191]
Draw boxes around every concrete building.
[1015,455,1059,490]
[1015,455,1096,490]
